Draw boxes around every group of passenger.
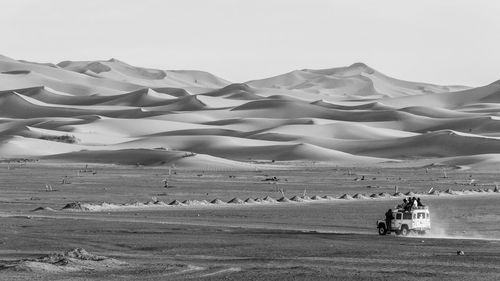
[384,197,425,232]
[397,197,423,212]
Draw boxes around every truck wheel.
[378,224,387,235]
[400,226,409,236]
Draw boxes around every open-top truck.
[377,206,430,236]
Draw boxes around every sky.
[1,0,499,86]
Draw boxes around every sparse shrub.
[40,134,78,144]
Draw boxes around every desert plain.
[0,55,499,280]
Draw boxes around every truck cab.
[377,206,430,236]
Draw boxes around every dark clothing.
[417,199,423,207]
[405,199,413,212]
[385,210,394,231]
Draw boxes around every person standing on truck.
[385,209,394,232]
[417,197,423,207]
[406,197,414,212]
[399,198,408,210]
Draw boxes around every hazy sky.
[2,0,499,86]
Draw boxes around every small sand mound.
[352,193,368,199]
[0,248,126,273]
[405,191,416,196]
[262,196,277,203]
[483,188,494,193]
[124,201,142,207]
[182,200,200,205]
[168,200,184,206]
[339,194,353,200]
[61,202,89,211]
[301,195,311,201]
[227,197,245,204]
[370,193,380,198]
[289,196,305,202]
[210,198,226,205]
[445,188,458,195]
[310,195,323,200]
[62,248,105,261]
[393,192,405,197]
[277,197,292,203]
[322,195,335,200]
[378,192,392,198]
[31,206,56,212]
[244,198,256,204]
[495,186,500,193]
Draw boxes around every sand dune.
[437,154,500,168]
[382,80,500,108]
[0,56,139,95]
[0,55,499,167]
[58,59,230,89]
[0,135,89,157]
[202,83,260,99]
[335,130,500,158]
[247,63,470,99]
[259,122,418,140]
[44,149,258,169]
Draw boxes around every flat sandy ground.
[0,162,499,280]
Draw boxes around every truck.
[377,206,430,236]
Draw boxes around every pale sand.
[1,55,500,169]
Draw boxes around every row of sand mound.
[52,186,499,212]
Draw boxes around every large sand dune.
[247,63,470,99]
[0,55,499,168]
